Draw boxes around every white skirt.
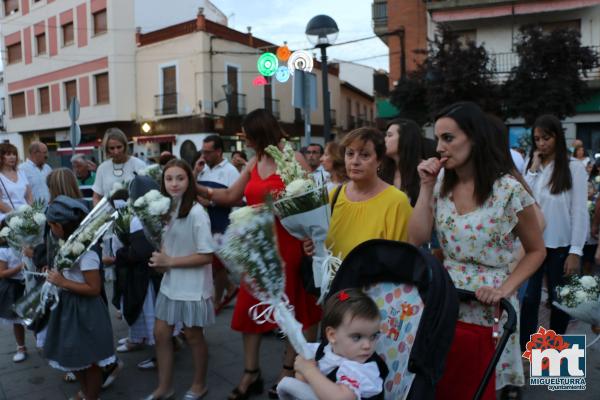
[155,292,215,328]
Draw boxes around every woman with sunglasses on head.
[91,128,146,206]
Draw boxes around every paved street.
[0,288,597,400]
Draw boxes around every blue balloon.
[275,66,290,83]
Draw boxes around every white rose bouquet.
[265,140,340,302]
[554,274,600,346]
[130,189,172,250]
[138,164,163,186]
[1,200,47,251]
[218,204,312,359]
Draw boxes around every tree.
[390,24,502,125]
[503,25,598,126]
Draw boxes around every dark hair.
[203,135,224,152]
[380,118,424,206]
[307,143,324,154]
[527,114,572,194]
[341,127,386,161]
[159,153,176,167]
[435,101,509,205]
[231,150,247,161]
[487,114,533,196]
[242,109,284,158]
[0,143,19,170]
[322,289,380,337]
[161,159,196,218]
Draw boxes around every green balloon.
[257,53,278,77]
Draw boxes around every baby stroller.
[327,239,517,400]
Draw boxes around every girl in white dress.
[277,288,388,400]
[145,159,215,400]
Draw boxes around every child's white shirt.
[307,342,383,399]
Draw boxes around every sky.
[210,0,390,71]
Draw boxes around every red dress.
[231,165,322,333]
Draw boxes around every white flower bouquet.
[138,164,163,186]
[218,204,312,359]
[554,275,600,346]
[113,205,133,245]
[130,189,172,250]
[0,201,47,251]
[265,140,340,302]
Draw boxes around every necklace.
[113,162,124,177]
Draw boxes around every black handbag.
[300,184,343,296]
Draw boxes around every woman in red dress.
[196,109,322,399]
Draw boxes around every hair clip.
[338,290,350,302]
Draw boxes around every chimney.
[135,27,141,46]
[247,26,253,47]
[196,7,206,31]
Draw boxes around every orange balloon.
[277,45,291,61]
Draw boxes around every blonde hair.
[102,128,129,156]
[47,168,82,201]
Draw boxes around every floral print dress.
[434,174,534,389]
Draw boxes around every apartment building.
[425,0,600,154]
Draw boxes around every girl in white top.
[277,288,388,400]
[0,238,27,363]
[521,114,589,348]
[0,143,32,222]
[147,159,214,400]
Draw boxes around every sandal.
[268,364,294,399]
[228,369,263,400]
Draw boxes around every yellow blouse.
[325,184,413,260]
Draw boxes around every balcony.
[372,0,388,38]
[228,93,247,116]
[330,109,337,126]
[265,98,280,120]
[357,113,367,127]
[154,92,178,116]
[347,115,357,130]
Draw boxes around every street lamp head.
[306,15,339,47]
[222,83,233,96]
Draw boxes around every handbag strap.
[330,184,343,216]
[0,174,15,209]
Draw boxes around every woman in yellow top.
[310,127,412,260]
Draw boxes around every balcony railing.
[330,109,336,126]
[227,92,246,116]
[357,113,368,127]
[154,92,178,116]
[347,115,357,130]
[265,98,280,119]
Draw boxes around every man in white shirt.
[510,148,525,174]
[305,143,330,186]
[197,135,240,313]
[19,142,52,204]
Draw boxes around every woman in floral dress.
[409,102,546,396]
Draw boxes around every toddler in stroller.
[277,288,389,400]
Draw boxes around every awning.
[135,135,176,144]
[56,140,100,155]
[576,90,600,113]
[376,98,400,119]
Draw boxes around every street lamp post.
[306,15,339,143]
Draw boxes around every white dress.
[0,171,30,222]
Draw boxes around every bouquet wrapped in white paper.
[554,275,600,346]
[265,140,341,303]
[130,189,172,250]
[218,204,312,359]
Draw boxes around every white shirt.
[311,165,330,187]
[62,250,100,284]
[0,171,30,222]
[525,159,589,255]
[510,149,525,175]
[307,342,383,399]
[92,157,146,197]
[160,204,214,301]
[0,247,24,280]
[19,159,51,205]
[197,159,240,187]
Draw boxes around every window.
[93,9,107,35]
[35,32,46,55]
[3,0,18,16]
[541,20,580,34]
[39,87,49,114]
[62,22,74,46]
[6,42,21,64]
[64,80,77,108]
[453,29,477,48]
[95,73,109,104]
[10,93,25,117]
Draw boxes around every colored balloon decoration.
[257,52,278,77]
[287,50,313,75]
[252,75,269,86]
[275,66,290,83]
[276,44,291,62]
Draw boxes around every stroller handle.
[455,289,517,400]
